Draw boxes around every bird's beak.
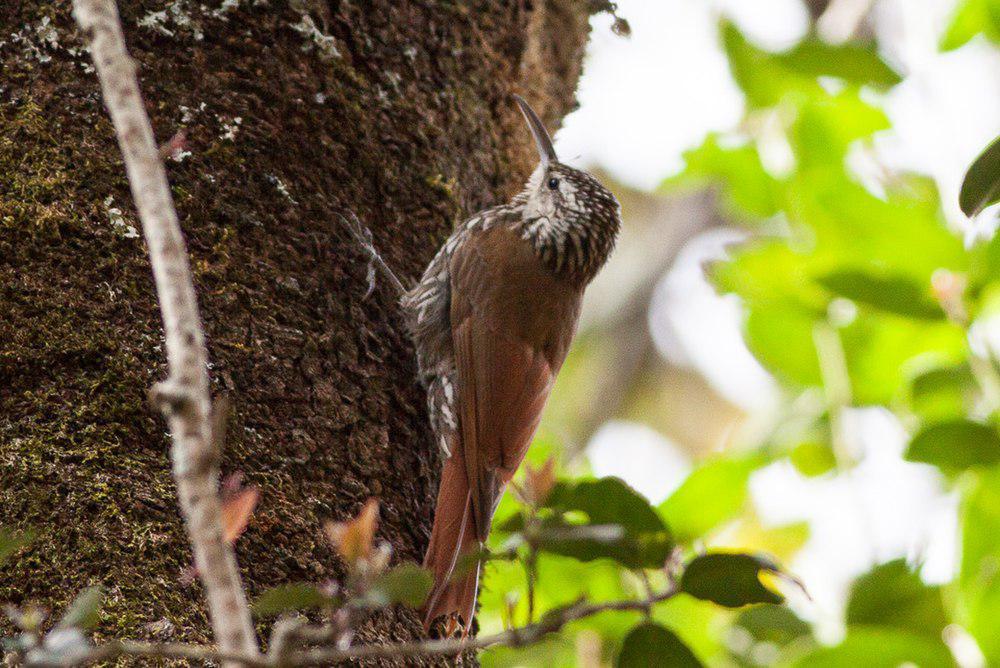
[513,94,558,167]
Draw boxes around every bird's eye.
[547,177,560,190]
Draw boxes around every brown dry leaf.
[221,484,260,545]
[180,473,259,582]
[931,269,968,323]
[523,457,556,506]
[158,129,188,160]
[324,498,379,565]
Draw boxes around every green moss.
[425,173,457,201]
[0,91,186,643]
[0,102,83,239]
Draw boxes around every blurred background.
[480,0,1000,665]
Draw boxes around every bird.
[398,94,622,633]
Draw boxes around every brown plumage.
[400,96,621,632]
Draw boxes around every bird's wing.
[452,317,553,540]
[449,227,580,542]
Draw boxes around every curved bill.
[513,94,558,166]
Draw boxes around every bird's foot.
[337,209,410,300]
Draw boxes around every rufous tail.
[421,449,481,632]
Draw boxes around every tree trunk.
[0,0,592,654]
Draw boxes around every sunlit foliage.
[479,8,1000,667]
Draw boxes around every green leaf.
[905,419,1000,470]
[845,560,947,638]
[253,583,330,616]
[0,528,34,565]
[839,314,966,406]
[665,135,782,218]
[680,553,784,607]
[721,239,965,403]
[366,563,433,608]
[744,303,824,388]
[537,478,674,569]
[616,622,703,667]
[789,440,837,477]
[940,0,1000,50]
[710,238,826,310]
[968,233,1000,289]
[548,478,664,532]
[55,586,103,632]
[721,22,900,110]
[801,176,965,280]
[958,466,1000,661]
[816,270,943,320]
[721,21,790,109]
[960,135,1000,217]
[792,93,891,168]
[909,364,976,422]
[734,604,812,645]
[479,552,630,656]
[776,38,901,88]
[659,456,763,542]
[534,519,672,570]
[794,627,955,667]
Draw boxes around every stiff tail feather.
[421,450,481,632]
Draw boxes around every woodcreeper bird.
[394,95,622,632]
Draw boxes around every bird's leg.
[338,210,410,300]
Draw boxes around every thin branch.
[71,0,258,662]
[76,585,680,666]
[525,550,538,624]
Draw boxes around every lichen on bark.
[1,0,594,658]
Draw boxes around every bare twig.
[71,0,258,662]
[265,616,308,664]
[73,584,680,666]
[524,550,538,624]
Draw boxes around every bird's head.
[513,95,621,281]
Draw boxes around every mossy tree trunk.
[0,0,592,654]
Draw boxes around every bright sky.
[558,0,1000,641]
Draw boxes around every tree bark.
[0,0,593,656]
